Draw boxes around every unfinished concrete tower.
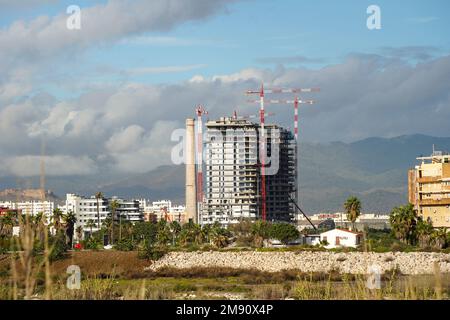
[185,118,197,223]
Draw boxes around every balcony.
[418,176,441,183]
[419,198,450,206]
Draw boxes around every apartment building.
[62,194,110,233]
[408,150,450,228]
[201,116,296,225]
[0,201,54,223]
[113,197,143,224]
[62,194,143,236]
[141,199,186,223]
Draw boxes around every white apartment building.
[0,201,54,223]
[62,194,110,234]
[61,194,144,236]
[201,117,297,226]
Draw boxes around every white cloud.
[212,68,273,83]
[106,121,181,173]
[1,52,450,177]
[105,125,146,153]
[1,155,97,177]
[0,0,235,68]
[126,64,207,75]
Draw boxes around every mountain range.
[1,134,449,214]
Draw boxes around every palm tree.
[177,228,190,247]
[34,212,46,243]
[95,192,104,230]
[86,219,96,238]
[63,211,77,248]
[156,220,171,246]
[170,221,181,246]
[110,199,119,245]
[390,204,417,245]
[192,223,205,245]
[75,225,83,241]
[210,224,228,248]
[251,220,270,248]
[0,210,17,237]
[432,227,448,249]
[52,208,64,234]
[202,224,212,243]
[344,196,361,230]
[416,217,434,248]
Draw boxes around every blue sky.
[90,0,449,84]
[2,0,449,88]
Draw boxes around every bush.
[115,238,135,251]
[49,233,68,261]
[83,237,102,250]
[235,235,254,247]
[138,244,167,261]
[269,223,300,245]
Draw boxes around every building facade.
[201,117,297,225]
[408,150,450,228]
[62,194,110,234]
[113,197,143,224]
[141,199,186,223]
[62,194,144,236]
[0,201,54,223]
[296,212,391,231]
[320,229,363,249]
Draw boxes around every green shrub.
[49,233,68,261]
[269,223,300,245]
[83,237,102,250]
[115,238,135,251]
[138,244,167,261]
[173,283,197,292]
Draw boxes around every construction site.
[184,85,319,226]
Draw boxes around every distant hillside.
[100,165,185,204]
[0,134,449,213]
[298,134,450,213]
[0,189,60,202]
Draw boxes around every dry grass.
[50,251,150,279]
[1,249,449,300]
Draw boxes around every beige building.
[408,150,450,228]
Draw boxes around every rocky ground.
[146,251,450,275]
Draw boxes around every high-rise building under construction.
[200,116,296,225]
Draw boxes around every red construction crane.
[195,105,208,206]
[245,84,268,221]
[246,85,319,222]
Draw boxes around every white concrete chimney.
[185,118,197,223]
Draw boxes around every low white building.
[303,234,321,246]
[320,228,363,249]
